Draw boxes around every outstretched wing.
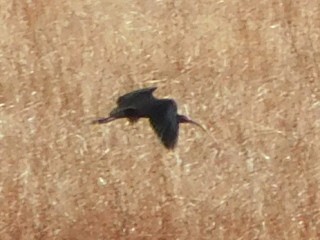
[149,100,179,149]
[117,87,157,108]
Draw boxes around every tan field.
[1,0,320,239]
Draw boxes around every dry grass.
[1,0,320,239]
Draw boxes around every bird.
[91,87,204,149]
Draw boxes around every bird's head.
[178,114,206,130]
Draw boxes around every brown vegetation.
[1,0,320,239]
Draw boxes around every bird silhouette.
[91,87,204,149]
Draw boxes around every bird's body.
[92,87,203,149]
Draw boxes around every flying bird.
[91,87,204,149]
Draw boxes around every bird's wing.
[117,87,157,107]
[149,100,179,149]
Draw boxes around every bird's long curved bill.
[91,116,117,124]
[187,119,207,131]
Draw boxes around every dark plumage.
[91,87,204,149]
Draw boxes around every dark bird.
[91,87,204,149]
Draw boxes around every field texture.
[1,0,320,239]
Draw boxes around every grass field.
[1,0,320,239]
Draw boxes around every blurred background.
[0,0,319,239]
